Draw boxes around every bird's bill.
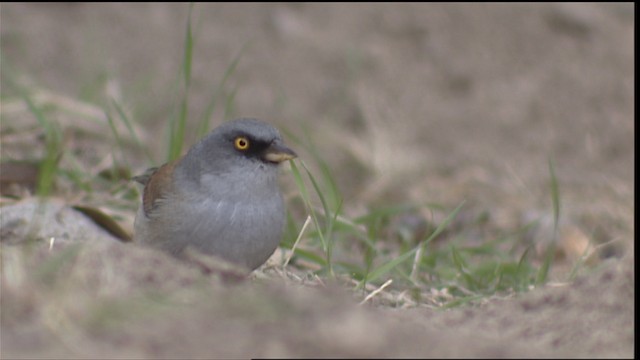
[262,142,298,163]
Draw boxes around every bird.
[132,118,297,270]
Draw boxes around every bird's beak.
[262,141,297,163]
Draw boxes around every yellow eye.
[234,136,250,151]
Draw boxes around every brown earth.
[0,3,634,358]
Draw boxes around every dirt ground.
[0,3,635,358]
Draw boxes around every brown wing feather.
[131,167,158,185]
[141,159,180,217]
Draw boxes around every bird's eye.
[234,136,250,151]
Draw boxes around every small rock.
[0,198,119,245]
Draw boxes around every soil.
[0,3,634,358]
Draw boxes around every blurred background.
[2,3,633,257]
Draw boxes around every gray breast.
[165,192,286,270]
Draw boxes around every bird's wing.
[131,167,158,185]
[138,159,180,217]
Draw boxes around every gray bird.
[133,118,297,270]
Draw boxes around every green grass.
[163,4,243,164]
[535,158,560,285]
[166,3,195,162]
[281,138,576,306]
[20,90,62,197]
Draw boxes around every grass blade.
[111,98,154,163]
[168,4,196,161]
[536,158,561,285]
[363,201,465,287]
[289,160,328,254]
[22,93,62,197]
[364,246,419,286]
